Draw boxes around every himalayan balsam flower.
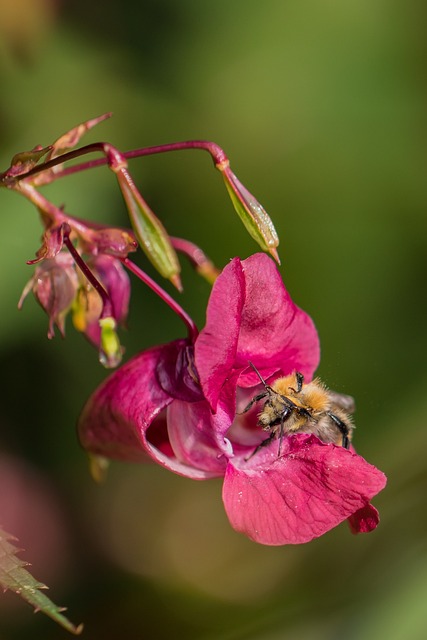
[78,253,386,545]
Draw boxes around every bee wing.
[328,391,355,414]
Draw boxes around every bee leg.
[278,417,285,457]
[239,391,269,415]
[327,411,351,449]
[289,371,304,394]
[244,431,276,461]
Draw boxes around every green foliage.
[0,527,82,635]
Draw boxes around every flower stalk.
[62,225,112,319]
[121,257,198,343]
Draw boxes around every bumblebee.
[242,362,355,459]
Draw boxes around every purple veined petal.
[167,400,228,475]
[156,339,205,402]
[235,253,320,380]
[195,257,245,410]
[78,343,217,479]
[222,434,387,545]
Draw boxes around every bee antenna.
[248,361,268,388]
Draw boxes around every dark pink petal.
[195,257,245,409]
[78,343,216,479]
[156,340,204,402]
[235,253,320,379]
[195,254,320,412]
[222,434,387,545]
[347,503,380,534]
[83,255,131,346]
[167,400,228,474]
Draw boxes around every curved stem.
[16,140,230,183]
[121,258,198,343]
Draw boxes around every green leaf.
[0,526,83,635]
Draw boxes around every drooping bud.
[104,145,182,290]
[218,162,280,263]
[18,253,78,338]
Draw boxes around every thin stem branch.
[62,225,113,318]
[15,140,229,183]
[121,258,198,342]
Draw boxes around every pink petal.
[84,255,131,346]
[156,340,204,402]
[235,254,320,379]
[78,343,216,479]
[222,434,387,545]
[167,400,228,474]
[195,254,320,412]
[347,503,380,534]
[195,257,245,409]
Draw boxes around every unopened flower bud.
[219,164,280,262]
[105,148,181,289]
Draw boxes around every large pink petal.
[78,343,215,479]
[195,257,245,409]
[222,434,387,545]
[195,254,320,413]
[235,253,320,379]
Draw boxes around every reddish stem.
[15,140,229,183]
[62,225,113,318]
[121,258,198,342]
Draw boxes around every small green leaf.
[0,527,83,635]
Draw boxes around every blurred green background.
[0,0,426,638]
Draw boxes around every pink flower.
[78,253,386,545]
